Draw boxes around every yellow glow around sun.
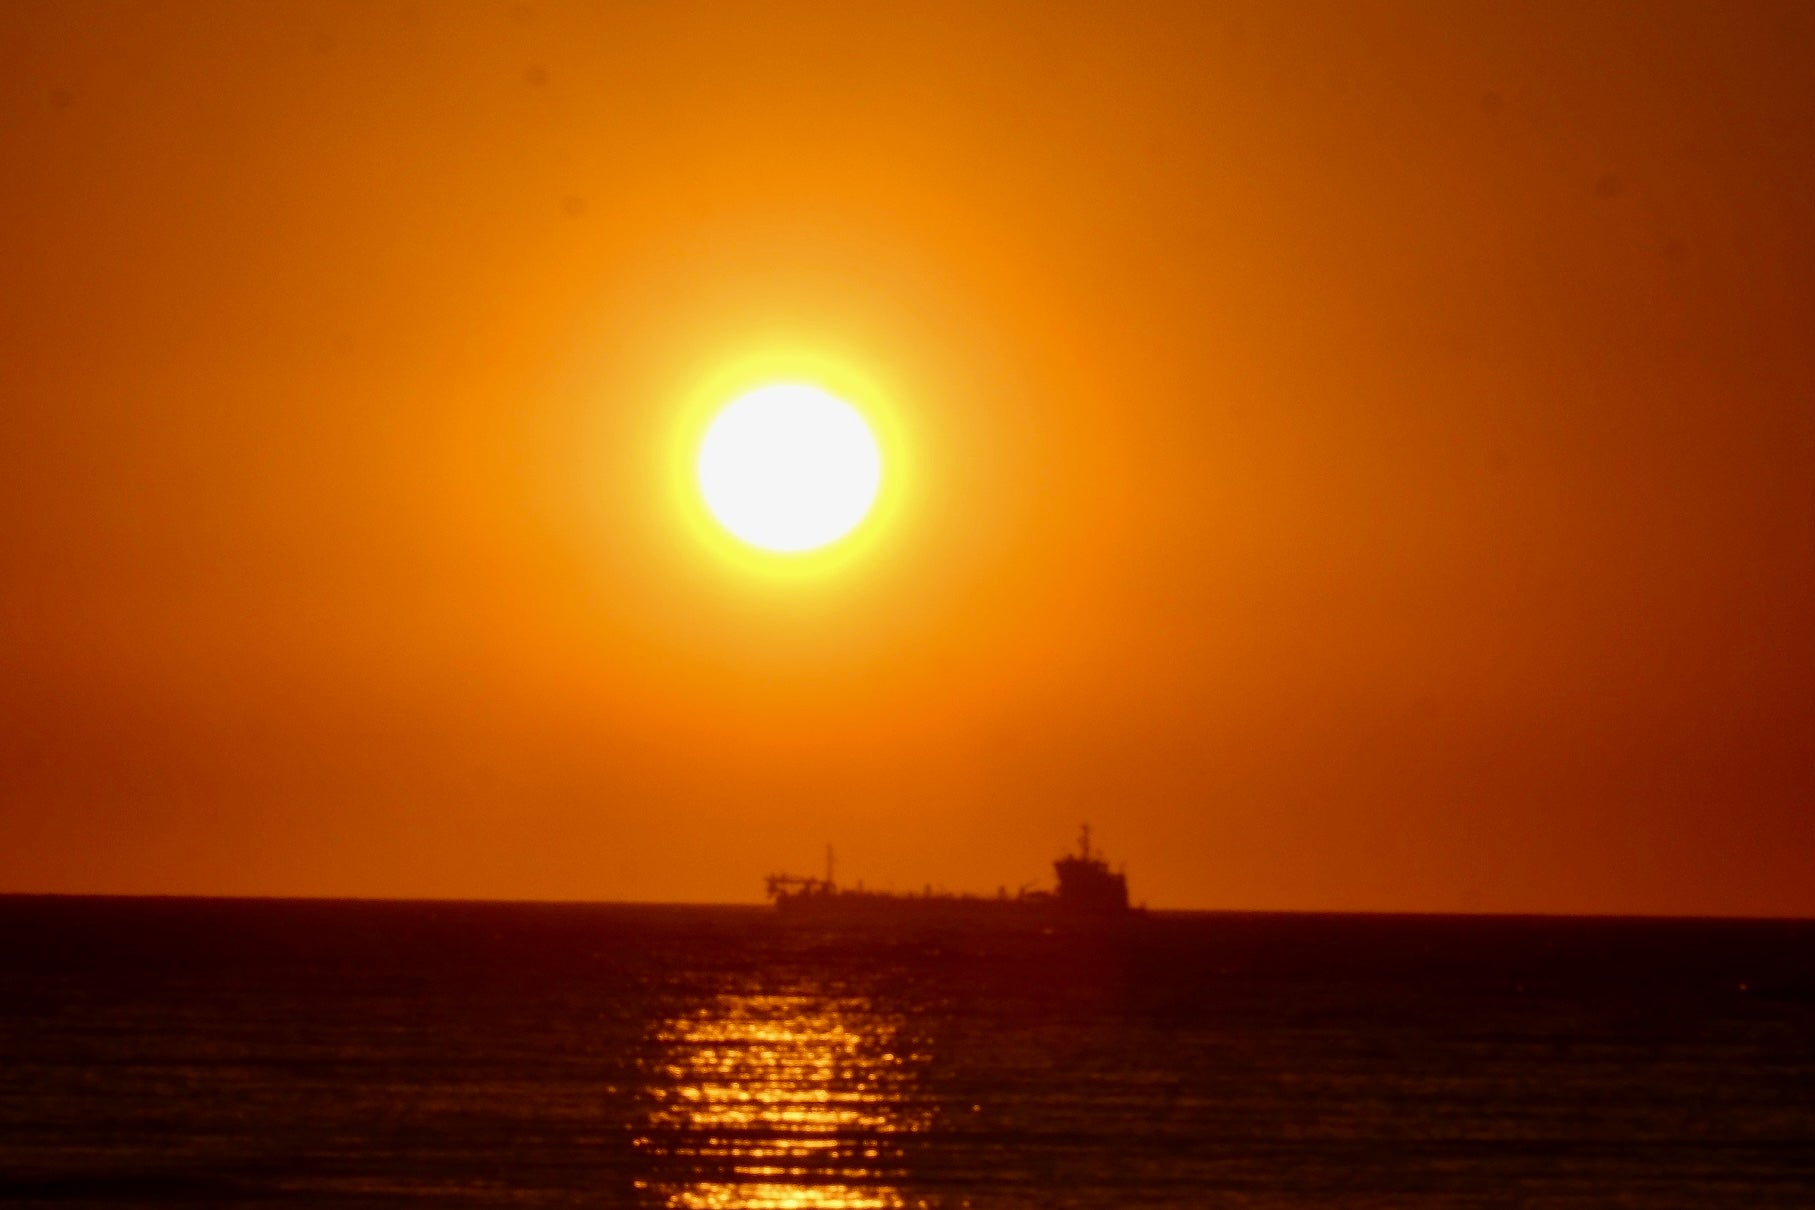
[696,384,883,553]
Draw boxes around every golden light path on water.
[636,992,929,1209]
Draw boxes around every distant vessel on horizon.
[765,825,1137,921]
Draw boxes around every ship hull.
[772,893,1136,927]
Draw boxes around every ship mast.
[1078,823,1092,861]
[825,844,835,890]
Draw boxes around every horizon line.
[1,890,1810,925]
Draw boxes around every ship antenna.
[825,844,835,890]
[1079,823,1091,860]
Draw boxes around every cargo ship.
[765,825,1136,921]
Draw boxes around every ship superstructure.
[765,825,1134,920]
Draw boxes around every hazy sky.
[3,0,1812,914]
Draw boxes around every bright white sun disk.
[696,385,882,553]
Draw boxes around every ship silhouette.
[765,825,1136,921]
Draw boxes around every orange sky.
[3,0,1811,914]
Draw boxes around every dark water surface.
[1,898,1812,1207]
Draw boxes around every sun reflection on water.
[635,992,927,1209]
[660,1183,903,1210]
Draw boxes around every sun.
[696,384,883,554]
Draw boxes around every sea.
[1,898,1811,1208]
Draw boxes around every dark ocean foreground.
[1,898,1811,1208]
